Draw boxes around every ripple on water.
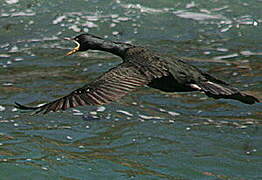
[138,114,163,120]
[174,11,225,21]
[1,10,35,17]
[116,110,133,117]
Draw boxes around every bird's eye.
[75,38,79,41]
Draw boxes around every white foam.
[66,136,73,140]
[175,11,224,21]
[69,25,81,32]
[213,53,239,60]
[139,115,163,120]
[5,0,19,4]
[73,112,84,116]
[0,105,5,112]
[53,15,66,24]
[168,111,180,116]
[97,106,106,112]
[122,4,170,13]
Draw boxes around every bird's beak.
[65,38,80,56]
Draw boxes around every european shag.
[15,34,260,114]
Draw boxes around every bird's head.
[65,33,103,56]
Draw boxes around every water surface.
[0,0,262,179]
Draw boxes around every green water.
[0,0,261,179]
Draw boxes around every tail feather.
[198,81,260,104]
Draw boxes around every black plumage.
[15,33,260,114]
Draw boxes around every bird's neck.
[89,38,132,58]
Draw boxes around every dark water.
[0,0,262,179]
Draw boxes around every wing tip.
[14,102,46,114]
[15,102,38,110]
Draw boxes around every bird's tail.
[197,73,260,104]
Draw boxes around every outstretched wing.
[15,62,150,114]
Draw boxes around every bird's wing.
[15,62,150,114]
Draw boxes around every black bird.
[15,34,260,114]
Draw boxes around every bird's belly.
[147,75,196,92]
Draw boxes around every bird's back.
[123,47,169,79]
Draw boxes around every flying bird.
[15,34,260,114]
